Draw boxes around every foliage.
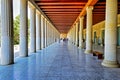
[13,15,30,45]
[14,15,20,45]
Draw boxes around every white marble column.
[51,28,53,43]
[36,11,41,50]
[44,19,47,47]
[79,16,84,49]
[20,0,28,57]
[71,27,73,44]
[47,22,49,45]
[75,22,79,46]
[47,22,50,46]
[1,0,14,65]
[73,25,76,45]
[41,16,45,49]
[85,6,93,54]
[102,0,119,67]
[30,6,36,53]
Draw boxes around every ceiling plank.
[39,6,84,9]
[36,2,86,5]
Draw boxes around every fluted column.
[30,5,36,53]
[36,11,41,50]
[85,6,93,54]
[20,0,28,57]
[1,0,14,65]
[79,16,84,49]
[102,0,119,67]
[75,22,79,46]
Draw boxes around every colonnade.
[0,0,60,65]
[67,0,119,68]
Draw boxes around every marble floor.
[0,41,120,80]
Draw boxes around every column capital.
[86,6,94,11]
[28,2,35,9]
[79,16,84,20]
[75,21,79,24]
[36,9,41,15]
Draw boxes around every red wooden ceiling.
[35,0,120,33]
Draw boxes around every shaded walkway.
[0,42,120,80]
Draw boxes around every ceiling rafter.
[35,0,117,33]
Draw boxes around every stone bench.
[93,51,103,59]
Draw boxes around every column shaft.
[79,17,84,49]
[102,0,119,67]
[20,0,28,57]
[44,19,47,47]
[1,0,14,65]
[47,23,49,46]
[41,16,45,49]
[30,6,36,52]
[85,6,93,54]
[75,22,79,46]
[36,12,41,50]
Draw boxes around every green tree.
[14,15,20,45]
[13,15,30,45]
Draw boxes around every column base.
[84,50,92,54]
[74,43,76,45]
[79,46,83,49]
[100,44,104,47]
[102,60,119,68]
[19,55,28,57]
[0,62,14,66]
[75,44,79,47]
[30,50,36,53]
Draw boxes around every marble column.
[44,19,47,47]
[73,25,76,45]
[79,16,84,49]
[75,22,79,46]
[85,6,93,54]
[71,28,73,44]
[30,6,36,53]
[51,28,53,43]
[36,11,41,50]
[41,16,45,49]
[46,22,49,46]
[20,0,28,57]
[102,0,119,67]
[47,22,50,46]
[1,0,14,65]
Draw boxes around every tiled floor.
[0,41,120,80]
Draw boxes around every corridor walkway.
[0,41,120,80]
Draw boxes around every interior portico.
[0,0,120,80]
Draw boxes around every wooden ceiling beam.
[55,25,71,26]
[44,11,81,12]
[42,9,81,12]
[70,0,99,32]
[36,2,86,5]
[45,12,80,14]
[47,15,78,16]
[47,13,78,15]
[39,6,84,9]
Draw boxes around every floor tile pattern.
[0,41,120,80]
